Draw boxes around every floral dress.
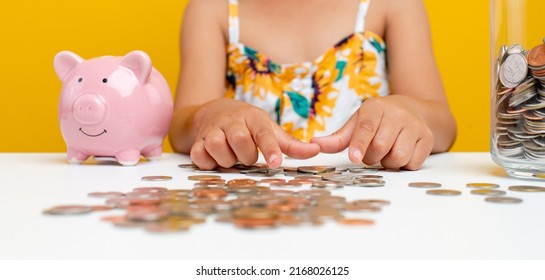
[225,0,389,142]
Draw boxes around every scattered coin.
[187,175,222,181]
[336,218,375,226]
[508,185,545,192]
[408,182,442,188]
[466,183,500,189]
[470,189,506,196]
[297,165,336,174]
[43,205,93,215]
[485,197,523,204]
[425,189,462,196]
[141,175,173,181]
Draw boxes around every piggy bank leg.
[142,145,162,161]
[115,149,141,166]
[67,148,89,164]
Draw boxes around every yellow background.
[0,0,491,153]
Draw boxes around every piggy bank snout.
[72,94,106,125]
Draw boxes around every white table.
[1,152,544,260]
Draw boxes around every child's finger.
[379,128,416,169]
[190,138,218,170]
[403,132,433,171]
[309,114,357,153]
[224,123,259,166]
[203,128,238,168]
[348,102,384,163]
[245,118,283,168]
[275,126,320,159]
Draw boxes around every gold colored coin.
[470,189,506,196]
[466,183,500,189]
[426,189,462,196]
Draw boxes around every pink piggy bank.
[54,50,173,166]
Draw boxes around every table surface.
[1,152,544,260]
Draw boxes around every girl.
[169,0,457,170]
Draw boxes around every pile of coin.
[43,164,390,233]
[494,39,545,159]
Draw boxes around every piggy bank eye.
[78,78,83,83]
[102,78,108,83]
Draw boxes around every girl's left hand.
[310,95,434,170]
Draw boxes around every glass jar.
[491,0,545,179]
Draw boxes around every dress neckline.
[227,30,385,72]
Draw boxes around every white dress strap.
[228,0,240,44]
[354,0,371,33]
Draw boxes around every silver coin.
[500,53,528,88]
[508,185,545,192]
[485,196,523,204]
[408,182,441,188]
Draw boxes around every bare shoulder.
[381,0,428,23]
[183,0,229,37]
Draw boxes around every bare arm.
[169,0,320,169]
[169,0,228,154]
[311,0,457,170]
[385,0,456,153]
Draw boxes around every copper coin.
[298,189,331,198]
[88,192,124,199]
[91,205,115,211]
[193,188,228,199]
[233,207,278,219]
[337,218,375,226]
[43,205,93,215]
[527,44,545,67]
[233,218,278,229]
[353,199,391,206]
[343,203,381,212]
[227,178,257,187]
[141,175,172,181]
[133,187,168,194]
[100,215,127,223]
[188,175,222,181]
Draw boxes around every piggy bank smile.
[79,128,107,137]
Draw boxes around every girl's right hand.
[190,98,320,170]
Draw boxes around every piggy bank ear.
[120,50,152,83]
[54,51,84,81]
